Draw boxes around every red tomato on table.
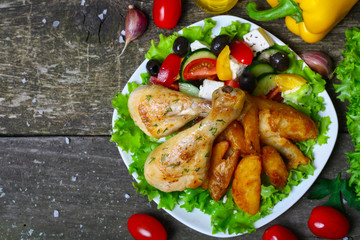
[153,0,182,30]
[307,206,349,239]
[263,225,298,240]
[127,213,167,240]
[230,40,253,65]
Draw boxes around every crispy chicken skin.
[255,97,318,169]
[144,86,245,192]
[253,97,318,141]
[128,84,211,139]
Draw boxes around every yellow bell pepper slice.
[216,45,233,81]
[275,74,307,93]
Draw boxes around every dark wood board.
[1,0,360,239]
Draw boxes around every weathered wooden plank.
[0,134,359,239]
[1,0,359,135]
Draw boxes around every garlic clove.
[300,51,333,79]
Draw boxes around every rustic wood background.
[1,0,359,239]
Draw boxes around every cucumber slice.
[247,61,275,78]
[256,49,284,62]
[179,82,200,97]
[252,73,277,96]
[180,48,217,79]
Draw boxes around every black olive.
[211,35,230,56]
[146,59,162,76]
[270,52,290,72]
[173,36,190,57]
[238,72,257,93]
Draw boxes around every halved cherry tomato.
[156,54,181,87]
[127,213,167,240]
[230,40,253,65]
[183,58,217,80]
[263,225,298,240]
[308,206,349,239]
[225,80,240,88]
[153,0,182,30]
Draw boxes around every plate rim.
[112,15,339,237]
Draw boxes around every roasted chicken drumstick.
[128,84,211,139]
[144,86,246,192]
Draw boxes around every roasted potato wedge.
[208,140,240,201]
[224,120,247,156]
[240,96,261,155]
[202,140,229,190]
[231,155,262,215]
[261,145,289,188]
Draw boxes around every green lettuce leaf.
[333,27,360,199]
[181,18,217,45]
[219,21,251,40]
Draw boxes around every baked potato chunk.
[261,145,289,188]
[240,96,261,155]
[231,155,262,215]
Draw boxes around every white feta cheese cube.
[190,40,209,52]
[199,80,225,100]
[229,56,246,79]
[243,28,274,55]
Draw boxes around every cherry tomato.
[127,213,167,240]
[230,40,253,65]
[156,53,181,87]
[183,58,217,80]
[307,206,349,239]
[225,80,240,88]
[263,225,298,240]
[153,0,182,30]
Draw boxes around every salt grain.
[71,176,77,182]
[42,18,46,24]
[38,110,43,115]
[28,229,34,236]
[52,21,60,27]
[32,98,37,103]
[103,9,107,15]
[53,210,59,217]
[26,121,30,127]
[22,78,27,84]
[81,0,86,6]
[65,137,70,144]
[98,13,104,20]
[119,35,125,44]
[121,30,125,36]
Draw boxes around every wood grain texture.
[0,135,359,240]
[1,0,360,239]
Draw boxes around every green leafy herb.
[308,174,360,211]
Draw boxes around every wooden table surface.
[1,0,360,239]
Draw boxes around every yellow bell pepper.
[247,0,358,43]
[216,45,233,81]
[275,74,306,92]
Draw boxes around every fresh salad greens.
[111,19,331,234]
[333,27,360,200]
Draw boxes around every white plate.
[112,15,339,237]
